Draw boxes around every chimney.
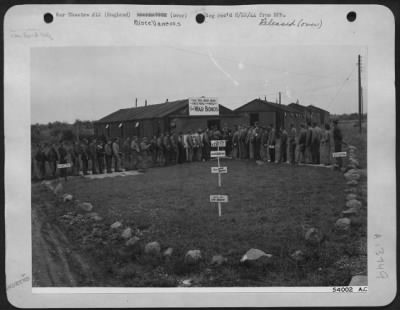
[264,96,266,101]
[135,97,137,108]
[279,92,281,105]
[145,99,147,107]
[166,98,168,102]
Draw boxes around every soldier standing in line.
[130,136,141,170]
[47,143,59,179]
[170,131,179,164]
[185,130,194,162]
[139,137,151,171]
[104,139,113,173]
[57,140,68,181]
[246,126,255,160]
[72,141,81,176]
[149,136,156,166]
[239,125,248,159]
[268,124,276,163]
[279,127,288,163]
[163,132,171,166]
[89,138,98,174]
[261,127,270,162]
[321,123,332,165]
[122,137,131,170]
[177,132,185,163]
[253,123,261,160]
[191,130,200,162]
[96,139,105,174]
[231,125,239,160]
[202,128,210,161]
[333,120,345,168]
[289,123,297,164]
[313,123,322,164]
[306,122,313,164]
[297,123,307,164]
[112,138,122,172]
[80,138,89,175]
[35,143,47,180]
[156,133,164,166]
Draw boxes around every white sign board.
[210,150,226,158]
[57,163,72,169]
[332,152,347,158]
[188,97,219,116]
[210,195,229,203]
[211,167,228,174]
[211,140,226,147]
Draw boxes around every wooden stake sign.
[57,163,72,169]
[209,140,228,216]
[211,167,228,174]
[210,195,228,216]
[332,152,347,158]
[210,150,226,158]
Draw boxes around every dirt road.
[32,185,95,287]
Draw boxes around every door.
[250,113,259,126]
[207,119,221,130]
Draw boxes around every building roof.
[287,102,309,112]
[96,99,235,123]
[235,99,300,114]
[307,105,330,113]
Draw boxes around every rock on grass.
[163,247,174,257]
[335,218,351,231]
[77,202,93,212]
[121,227,133,239]
[110,221,123,229]
[346,199,362,209]
[290,250,305,263]
[211,255,227,266]
[184,250,203,265]
[63,194,73,202]
[53,182,63,196]
[346,193,358,201]
[126,236,140,247]
[304,228,324,245]
[144,241,161,256]
[342,207,359,216]
[86,212,103,221]
[240,248,272,262]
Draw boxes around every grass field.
[32,150,367,287]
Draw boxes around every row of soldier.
[32,120,343,180]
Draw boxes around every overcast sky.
[31,45,367,124]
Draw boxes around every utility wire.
[328,64,357,106]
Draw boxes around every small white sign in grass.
[332,152,347,158]
[211,167,228,174]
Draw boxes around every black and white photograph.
[4,4,396,308]
[31,45,368,288]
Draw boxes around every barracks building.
[94,98,330,139]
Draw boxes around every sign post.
[209,195,228,216]
[210,140,228,216]
[332,152,347,158]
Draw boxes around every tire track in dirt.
[32,194,95,287]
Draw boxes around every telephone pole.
[358,55,362,134]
